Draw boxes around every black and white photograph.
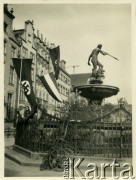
[2,0,136,179]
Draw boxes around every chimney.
[41,34,43,41]
[44,38,46,45]
[61,60,66,69]
[50,43,55,49]
[37,30,39,38]
[47,41,49,48]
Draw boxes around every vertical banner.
[12,58,37,109]
[39,72,62,102]
[49,46,60,79]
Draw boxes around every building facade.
[4,5,71,122]
[56,60,71,117]
[4,5,20,123]
[34,31,50,113]
[13,20,37,116]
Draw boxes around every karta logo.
[21,80,31,95]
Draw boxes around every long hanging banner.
[49,46,60,79]
[39,72,62,102]
[12,58,37,109]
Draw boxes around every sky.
[10,3,132,104]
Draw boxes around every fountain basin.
[74,84,119,103]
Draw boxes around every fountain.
[73,66,119,105]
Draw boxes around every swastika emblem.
[55,59,57,65]
[21,80,31,95]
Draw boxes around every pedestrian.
[24,106,30,119]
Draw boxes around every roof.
[13,29,25,33]
[105,106,131,117]
[94,106,132,123]
[70,73,91,87]
[59,66,71,78]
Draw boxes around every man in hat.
[88,44,107,76]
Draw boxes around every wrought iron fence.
[15,113,61,152]
[15,109,132,158]
[65,120,132,158]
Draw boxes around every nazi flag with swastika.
[49,46,60,80]
[12,58,37,109]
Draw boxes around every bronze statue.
[88,44,107,78]
[88,44,118,79]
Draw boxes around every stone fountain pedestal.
[73,70,119,105]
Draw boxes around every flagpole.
[55,99,56,117]
[17,47,23,109]
[42,71,44,105]
[42,86,43,105]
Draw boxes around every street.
[5,157,63,177]
[5,157,124,178]
[4,136,63,177]
[4,136,133,178]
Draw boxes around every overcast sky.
[11,3,132,104]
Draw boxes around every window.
[36,89,39,97]
[28,34,32,43]
[7,93,13,120]
[41,49,44,57]
[39,91,41,99]
[60,85,62,94]
[37,64,40,76]
[20,87,25,101]
[45,54,48,61]
[22,46,28,58]
[63,87,65,95]
[44,93,47,100]
[42,68,45,75]
[42,92,45,100]
[58,73,61,79]
[7,93,12,106]
[66,90,69,97]
[30,52,35,64]
[11,46,16,58]
[31,68,34,82]
[32,82,34,91]
[57,83,60,92]
[35,90,37,97]
[4,40,7,55]
[37,64,39,76]
[39,49,42,56]
[4,22,8,32]
[20,87,27,101]
[40,65,43,76]
[9,66,14,84]
[44,52,46,59]
[63,76,65,82]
